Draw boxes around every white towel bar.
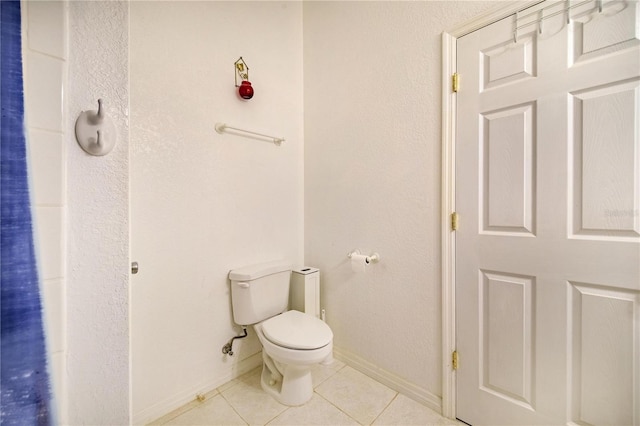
[215,122,284,146]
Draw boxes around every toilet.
[229,261,333,406]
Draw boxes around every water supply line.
[221,326,248,356]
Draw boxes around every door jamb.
[440,1,543,419]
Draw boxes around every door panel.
[479,271,535,408]
[481,36,537,90]
[456,1,640,424]
[481,102,536,235]
[571,0,640,63]
[568,282,639,426]
[570,81,640,239]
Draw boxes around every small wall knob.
[131,262,139,274]
[75,99,116,156]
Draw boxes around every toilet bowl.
[229,261,334,406]
[254,310,333,406]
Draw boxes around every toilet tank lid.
[229,260,292,281]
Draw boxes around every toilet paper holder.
[347,249,380,264]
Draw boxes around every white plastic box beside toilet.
[229,261,333,406]
[290,267,333,365]
[290,267,320,318]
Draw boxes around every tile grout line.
[315,365,401,425]
[26,47,66,62]
[264,362,348,426]
[151,400,199,425]
[308,362,365,424]
[28,126,65,135]
[218,387,250,426]
[220,367,285,425]
[264,363,354,425]
[161,360,444,425]
[152,388,221,425]
[312,390,364,425]
[263,393,291,426]
[369,392,399,425]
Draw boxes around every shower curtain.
[1,1,53,424]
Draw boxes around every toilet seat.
[261,310,333,350]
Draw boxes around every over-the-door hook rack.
[75,98,116,156]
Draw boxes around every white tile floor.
[150,360,461,425]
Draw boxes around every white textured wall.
[22,1,68,422]
[304,0,496,410]
[129,2,303,423]
[58,1,504,422]
[67,2,130,424]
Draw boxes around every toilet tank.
[229,261,292,326]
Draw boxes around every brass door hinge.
[451,212,459,231]
[452,73,459,93]
[452,350,459,370]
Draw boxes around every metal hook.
[597,0,602,13]
[89,99,104,125]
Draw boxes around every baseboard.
[132,352,262,425]
[333,347,442,414]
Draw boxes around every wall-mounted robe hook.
[75,98,116,156]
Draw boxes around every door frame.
[440,1,543,419]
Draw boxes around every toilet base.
[260,352,313,406]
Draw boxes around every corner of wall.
[66,1,130,424]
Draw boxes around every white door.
[455,1,640,424]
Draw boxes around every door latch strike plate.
[452,350,459,370]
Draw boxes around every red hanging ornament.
[235,57,254,100]
[238,80,254,99]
